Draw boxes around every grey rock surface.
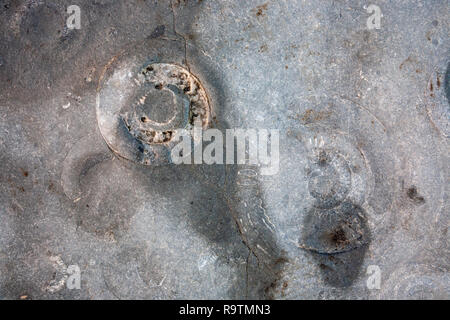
[0,0,448,299]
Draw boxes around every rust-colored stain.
[255,3,268,17]
[299,109,331,124]
[20,168,29,177]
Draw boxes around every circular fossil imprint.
[380,264,450,299]
[307,150,352,210]
[96,41,212,166]
[300,126,380,216]
[276,95,397,259]
[122,63,211,146]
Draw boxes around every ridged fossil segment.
[96,39,212,166]
[122,63,211,146]
[306,150,352,209]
